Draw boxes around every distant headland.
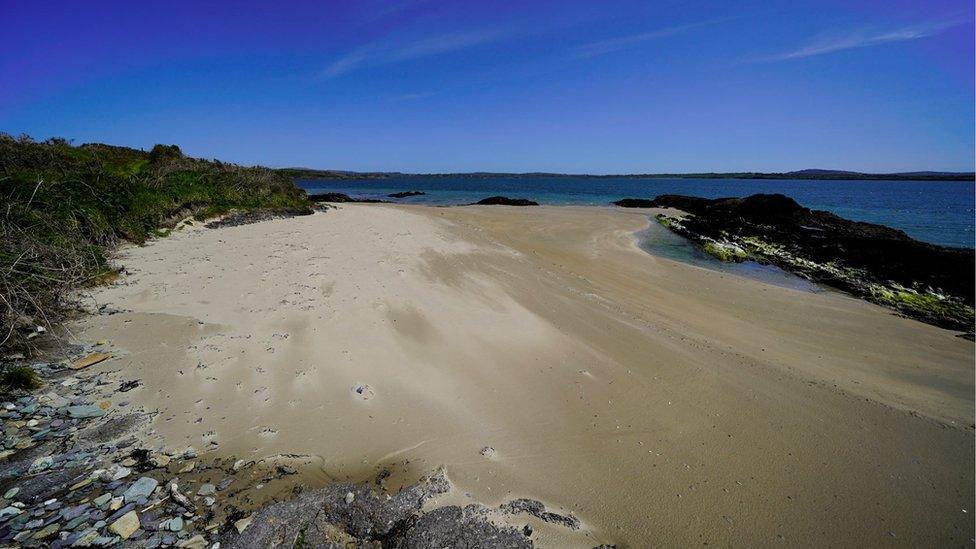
[281,167,975,181]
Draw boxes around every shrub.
[0,365,41,392]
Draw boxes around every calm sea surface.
[298,177,975,249]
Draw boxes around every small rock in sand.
[234,515,253,533]
[351,383,374,400]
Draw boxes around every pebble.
[160,516,184,532]
[234,515,252,533]
[196,484,215,496]
[92,493,112,508]
[109,496,124,511]
[100,464,132,482]
[107,510,139,539]
[32,522,60,539]
[71,528,100,546]
[28,456,54,473]
[0,506,23,520]
[123,477,159,503]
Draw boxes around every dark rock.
[500,498,580,530]
[393,504,531,549]
[118,380,140,393]
[644,193,975,331]
[612,198,656,208]
[387,191,425,199]
[204,207,313,229]
[469,196,539,206]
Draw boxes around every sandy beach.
[74,204,974,547]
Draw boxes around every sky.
[1,0,973,173]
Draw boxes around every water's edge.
[633,218,824,293]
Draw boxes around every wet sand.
[76,204,974,547]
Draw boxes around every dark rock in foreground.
[307,192,389,203]
[470,196,539,206]
[634,193,974,332]
[388,190,426,198]
[223,468,550,548]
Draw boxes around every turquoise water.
[299,176,975,248]
[635,220,823,293]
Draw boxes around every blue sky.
[1,0,973,173]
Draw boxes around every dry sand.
[74,204,974,547]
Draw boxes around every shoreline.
[61,204,974,546]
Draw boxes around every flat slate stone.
[108,510,139,539]
[123,477,158,503]
[67,405,105,419]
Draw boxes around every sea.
[299,176,974,249]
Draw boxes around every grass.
[0,365,41,393]
[1,134,310,353]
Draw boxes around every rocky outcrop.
[469,196,539,206]
[222,468,584,548]
[388,191,426,198]
[640,193,974,332]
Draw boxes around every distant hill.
[284,167,975,181]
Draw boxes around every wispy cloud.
[755,19,968,63]
[322,27,517,79]
[573,18,730,59]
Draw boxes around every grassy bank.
[0,134,309,353]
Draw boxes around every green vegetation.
[1,134,309,352]
[293,529,306,549]
[869,286,974,326]
[655,214,678,230]
[701,241,749,262]
[0,365,41,393]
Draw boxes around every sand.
[74,204,974,547]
